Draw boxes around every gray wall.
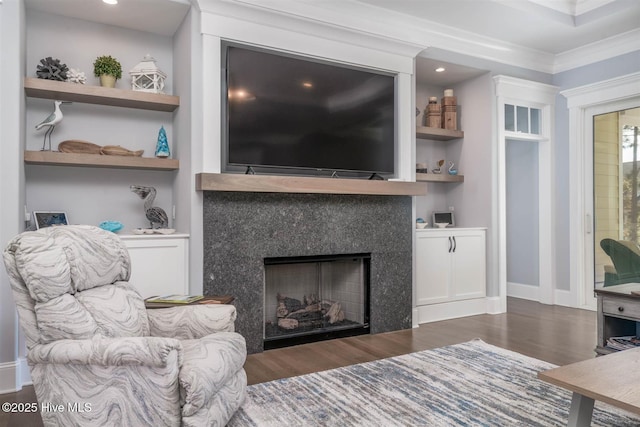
[506,139,539,286]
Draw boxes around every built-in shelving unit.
[415,127,464,182]
[196,173,428,196]
[415,172,464,183]
[23,77,180,171]
[24,78,180,112]
[24,151,179,171]
[416,126,464,141]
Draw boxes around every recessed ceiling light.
[435,67,446,73]
[103,0,118,5]
[302,82,313,88]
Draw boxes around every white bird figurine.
[35,100,70,151]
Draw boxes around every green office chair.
[600,238,640,286]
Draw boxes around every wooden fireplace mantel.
[195,173,427,196]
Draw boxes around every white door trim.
[494,76,558,309]
[563,72,640,310]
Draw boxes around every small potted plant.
[93,55,122,88]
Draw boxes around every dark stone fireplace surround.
[203,191,413,354]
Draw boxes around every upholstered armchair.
[600,238,640,286]
[3,225,247,426]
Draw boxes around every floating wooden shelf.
[196,173,427,196]
[416,172,464,183]
[24,151,179,171]
[24,77,179,112]
[416,126,464,141]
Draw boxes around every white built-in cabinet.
[120,234,189,299]
[415,228,486,322]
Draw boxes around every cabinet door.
[122,236,189,298]
[450,232,486,300]
[416,233,452,305]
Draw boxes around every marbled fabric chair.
[3,225,247,427]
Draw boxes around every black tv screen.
[224,45,396,175]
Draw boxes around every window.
[505,104,541,135]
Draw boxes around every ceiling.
[24,0,191,37]
[355,0,640,55]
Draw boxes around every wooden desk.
[538,347,640,426]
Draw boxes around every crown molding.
[494,75,559,103]
[554,28,640,73]
[560,71,640,108]
[196,0,635,75]
[196,0,425,60]
[197,0,556,74]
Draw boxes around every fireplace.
[264,253,370,349]
[203,191,412,354]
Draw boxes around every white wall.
[0,0,27,394]
[24,10,176,231]
[172,7,203,294]
[447,73,495,295]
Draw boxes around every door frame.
[494,76,558,310]
[563,72,640,310]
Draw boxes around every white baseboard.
[412,307,419,328]
[554,288,579,308]
[0,358,31,394]
[485,296,504,314]
[417,298,489,324]
[0,360,20,394]
[507,282,540,301]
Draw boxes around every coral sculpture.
[66,68,87,84]
[36,57,69,81]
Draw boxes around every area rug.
[228,339,640,426]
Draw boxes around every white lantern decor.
[129,54,166,94]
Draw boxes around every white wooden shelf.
[196,173,427,196]
[24,77,180,112]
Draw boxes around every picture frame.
[33,211,69,230]
[432,211,455,227]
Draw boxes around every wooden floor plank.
[0,298,597,427]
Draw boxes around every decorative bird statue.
[35,100,70,151]
[130,185,169,229]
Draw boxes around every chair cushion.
[13,225,130,302]
[10,225,148,343]
[179,332,247,417]
[76,282,150,337]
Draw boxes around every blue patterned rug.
[228,339,640,426]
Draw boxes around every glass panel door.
[594,107,640,288]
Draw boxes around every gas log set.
[272,293,346,331]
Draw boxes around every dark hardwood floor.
[0,298,597,427]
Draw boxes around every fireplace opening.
[263,253,371,350]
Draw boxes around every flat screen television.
[222,44,396,176]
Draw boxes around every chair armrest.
[27,336,182,368]
[147,304,237,340]
[28,336,183,426]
